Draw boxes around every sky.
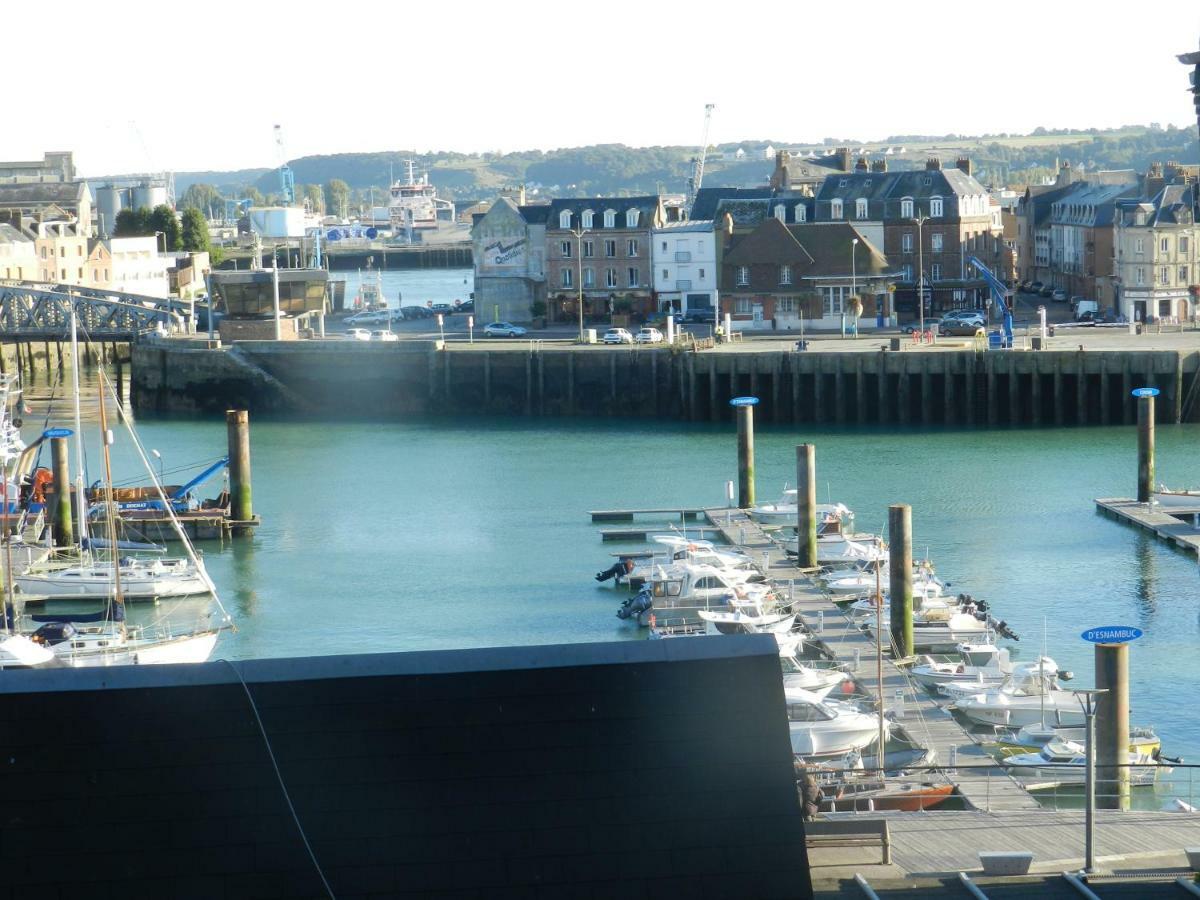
[4,0,1199,177]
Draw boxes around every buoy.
[840,680,855,694]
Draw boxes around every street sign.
[729,396,759,407]
[42,427,73,439]
[1081,625,1143,644]
[1131,388,1160,398]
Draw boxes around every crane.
[968,255,1013,347]
[274,124,296,206]
[686,104,715,214]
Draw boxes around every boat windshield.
[787,701,835,722]
[652,581,682,598]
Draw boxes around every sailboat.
[4,307,231,667]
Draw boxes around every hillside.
[169,125,1198,208]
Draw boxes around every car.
[431,303,453,316]
[902,318,943,335]
[401,306,429,319]
[1073,300,1099,320]
[1051,289,1068,302]
[634,327,664,344]
[370,330,399,342]
[457,300,474,314]
[1038,285,1055,298]
[483,322,527,338]
[345,310,389,327]
[939,320,986,337]
[388,308,407,323]
[345,328,372,341]
[683,308,715,324]
[601,327,634,344]
[1030,281,1044,293]
[943,309,984,321]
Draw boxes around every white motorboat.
[15,556,211,601]
[910,642,1014,692]
[936,658,1063,702]
[953,678,1087,728]
[1002,738,1163,786]
[830,571,944,598]
[780,534,886,566]
[865,609,990,652]
[750,489,852,529]
[0,633,57,668]
[618,564,779,627]
[779,646,848,698]
[785,687,886,758]
[699,599,795,635]
[990,722,1161,759]
[1151,486,1200,509]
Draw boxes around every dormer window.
[736,266,750,286]
[796,205,806,223]
[581,209,594,229]
[930,196,944,217]
[774,204,786,222]
[855,198,869,220]
[830,199,843,219]
[780,265,792,285]
[900,198,914,219]
[559,210,572,229]
[625,208,639,227]
[603,209,616,228]
[838,179,848,188]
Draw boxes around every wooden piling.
[1137,390,1155,503]
[226,409,252,532]
[735,399,756,509]
[1095,642,1131,810]
[796,444,817,569]
[51,436,73,548]
[888,503,913,659]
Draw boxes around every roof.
[1049,181,1139,227]
[653,219,715,233]
[1117,181,1198,227]
[518,204,551,224]
[715,198,772,229]
[545,196,663,230]
[690,187,772,220]
[0,223,31,245]
[723,218,892,282]
[816,167,989,205]
[0,182,88,206]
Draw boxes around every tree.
[302,184,324,214]
[180,208,210,252]
[150,205,182,251]
[113,206,155,238]
[180,183,223,217]
[325,179,349,219]
[243,187,265,207]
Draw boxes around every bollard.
[893,688,906,717]
[226,409,252,532]
[888,504,914,658]
[1095,643,1131,810]
[816,610,823,635]
[51,436,73,547]
[796,444,818,569]
[761,550,770,571]
[1134,388,1157,503]
[853,648,861,670]
[731,397,758,509]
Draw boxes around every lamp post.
[1071,688,1108,874]
[912,214,929,336]
[851,237,859,339]
[570,226,588,342]
[153,230,166,254]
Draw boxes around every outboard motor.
[31,622,77,646]
[616,587,653,621]
[595,558,635,585]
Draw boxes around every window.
[662,269,669,280]
[561,268,572,288]
[559,210,572,229]
[1160,266,1170,285]
[661,241,667,252]
[735,298,751,313]
[699,268,705,278]
[627,239,638,257]
[930,196,944,217]
[583,240,593,258]
[104,269,109,280]
[1135,238,1145,254]
[777,297,796,314]
[780,265,792,285]
[774,203,786,222]
[605,268,617,288]
[1181,236,1190,254]
[1181,265,1189,284]
[902,232,913,254]
[902,264,912,281]
[900,198,914,219]
[581,209,594,229]
[627,267,639,287]
[1136,266,1145,285]
[1161,237,1171,254]
[838,179,848,188]
[855,198,869,220]
[795,205,806,223]
[830,199,843,219]
[40,247,46,259]
[582,267,594,287]
[736,266,750,286]
[821,286,846,316]
[931,233,943,252]
[626,209,639,227]
[560,240,572,258]
[60,268,66,279]
[604,239,616,258]
[931,263,942,281]
[604,210,616,228]
[59,247,65,257]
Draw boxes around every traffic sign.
[1131,388,1160,398]
[1081,625,1143,644]
[729,396,759,407]
[42,427,73,439]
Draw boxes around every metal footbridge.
[0,281,190,340]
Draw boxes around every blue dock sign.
[1081,625,1143,644]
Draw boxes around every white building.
[104,236,171,297]
[1114,184,1199,323]
[651,220,718,316]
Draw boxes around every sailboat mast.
[875,537,885,769]
[68,301,88,547]
[96,369,124,630]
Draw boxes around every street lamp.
[912,214,929,336]
[1071,688,1108,874]
[570,226,589,342]
[851,237,859,339]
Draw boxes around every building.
[651,220,719,317]
[0,224,37,280]
[769,148,855,192]
[1046,180,1137,307]
[543,197,665,324]
[719,217,897,330]
[87,236,171,297]
[1114,182,1199,323]
[470,196,548,324]
[0,152,75,184]
[167,251,212,299]
[33,220,90,285]
[0,182,93,237]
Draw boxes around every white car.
[484,322,528,338]
[602,328,634,344]
[345,328,372,341]
[370,330,399,342]
[634,327,664,344]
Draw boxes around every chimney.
[871,159,888,173]
[855,156,869,172]
[956,157,973,177]
[925,158,942,171]
[835,147,852,172]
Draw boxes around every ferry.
[386,160,454,237]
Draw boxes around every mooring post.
[226,409,252,531]
[796,444,817,569]
[51,436,73,548]
[1095,643,1130,810]
[1135,387,1157,503]
[888,503,913,658]
[732,396,758,509]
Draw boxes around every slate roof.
[1116,182,1198,227]
[0,223,31,245]
[722,219,893,291]
[518,204,551,224]
[546,196,662,230]
[1049,181,1139,227]
[0,182,88,206]
[690,187,773,220]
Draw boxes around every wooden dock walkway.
[701,506,1041,812]
[589,507,704,522]
[1096,497,1200,557]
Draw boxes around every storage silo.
[95,185,126,237]
[132,181,168,211]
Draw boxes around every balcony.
[675,251,692,263]
[676,279,692,291]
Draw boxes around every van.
[1074,300,1099,320]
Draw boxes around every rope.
[223,660,337,900]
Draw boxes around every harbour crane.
[686,103,715,214]
[274,124,295,206]
[968,255,1013,347]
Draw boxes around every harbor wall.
[0,637,810,899]
[131,340,1200,426]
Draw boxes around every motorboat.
[910,642,1014,692]
[780,534,886,566]
[1002,738,1164,786]
[779,645,848,698]
[1151,486,1200,509]
[953,678,1088,729]
[831,571,944,599]
[617,564,779,627]
[936,658,1064,702]
[15,556,212,601]
[864,609,991,653]
[0,633,58,668]
[988,723,1161,760]
[699,599,795,635]
[820,781,955,813]
[785,687,886,758]
[750,489,852,529]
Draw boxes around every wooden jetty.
[1095,497,1200,557]
[590,507,704,522]
[599,524,724,542]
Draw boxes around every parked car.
[602,328,634,344]
[370,330,399,342]
[483,321,527,338]
[345,310,389,326]
[683,309,715,324]
[345,328,372,341]
[457,300,474,314]
[1051,289,1067,302]
[943,309,985,321]
[431,303,453,315]
[1074,300,1099,320]
[939,320,986,337]
[1038,285,1055,298]
[1030,281,1045,293]
[901,318,942,335]
[388,308,407,323]
[401,306,429,319]
[634,327,664,344]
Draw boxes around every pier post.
[732,397,757,509]
[1095,642,1130,810]
[796,444,817,569]
[51,436,73,548]
[1136,388,1156,503]
[887,503,913,658]
[226,409,253,531]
